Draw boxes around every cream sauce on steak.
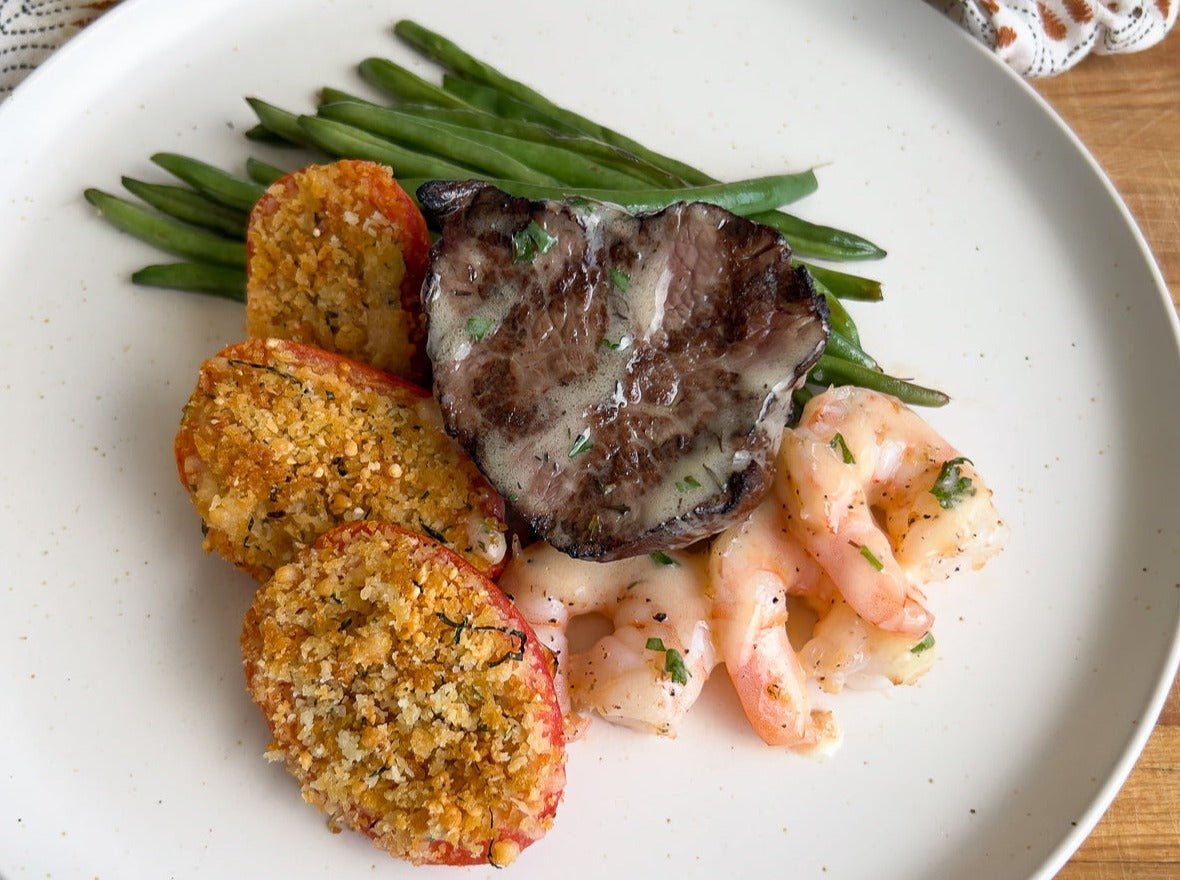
[419,181,828,561]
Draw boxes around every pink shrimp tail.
[728,629,835,750]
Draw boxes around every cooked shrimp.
[798,591,937,694]
[709,499,839,752]
[777,386,1006,634]
[499,542,717,737]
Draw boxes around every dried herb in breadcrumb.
[245,160,431,382]
[241,522,565,866]
[175,338,506,580]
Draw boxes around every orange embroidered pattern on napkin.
[939,0,1178,75]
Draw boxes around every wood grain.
[1033,38,1180,880]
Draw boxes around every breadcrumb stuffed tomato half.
[245,160,431,383]
[241,522,566,867]
[174,338,506,580]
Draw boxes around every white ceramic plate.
[2,1,1177,877]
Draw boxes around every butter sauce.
[420,183,829,560]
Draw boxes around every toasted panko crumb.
[175,338,506,580]
[241,523,566,866]
[245,161,430,382]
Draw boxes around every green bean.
[319,101,560,184]
[296,116,482,179]
[150,153,265,212]
[83,189,246,267]
[394,22,887,260]
[393,104,684,188]
[358,57,470,109]
[443,73,708,187]
[446,76,883,258]
[120,177,247,237]
[436,44,885,262]
[407,171,816,217]
[798,261,883,301]
[825,291,862,347]
[396,20,708,184]
[441,75,583,134]
[320,86,381,107]
[389,65,887,257]
[791,385,815,417]
[131,262,246,301]
[246,157,287,186]
[303,113,813,214]
[809,355,949,407]
[445,81,884,258]
[808,273,861,347]
[321,101,648,188]
[825,330,879,371]
[245,98,314,148]
[369,34,883,263]
[595,171,817,214]
[244,123,292,145]
[392,103,571,140]
[443,72,707,185]
[755,211,887,261]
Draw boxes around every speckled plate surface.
[1,1,1178,877]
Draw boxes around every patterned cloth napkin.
[1,0,115,97]
[0,0,1176,98]
[937,0,1178,75]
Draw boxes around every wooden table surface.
[1033,39,1180,880]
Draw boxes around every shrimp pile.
[502,543,717,739]
[499,387,1007,752]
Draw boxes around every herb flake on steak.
[419,181,828,561]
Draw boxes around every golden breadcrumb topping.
[241,524,565,866]
[245,161,428,381]
[176,338,505,580]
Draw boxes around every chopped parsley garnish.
[225,358,303,387]
[856,543,884,571]
[418,519,447,544]
[675,474,702,493]
[649,551,678,567]
[465,316,493,342]
[437,612,527,667]
[663,649,690,685]
[568,430,593,458]
[609,267,631,292]
[910,632,936,654]
[830,432,856,464]
[645,637,691,685]
[930,456,976,509]
[603,334,632,351]
[512,220,557,263]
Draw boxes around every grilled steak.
[419,181,828,561]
